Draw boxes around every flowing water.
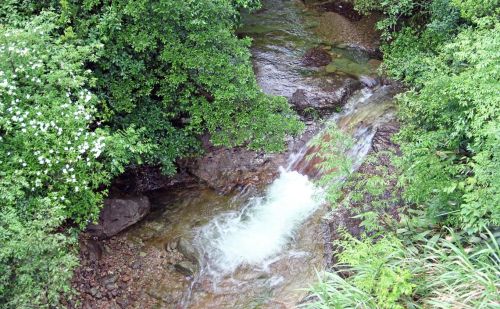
[194,168,324,275]
[124,1,398,308]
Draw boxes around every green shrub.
[353,0,500,232]
[309,231,500,309]
[307,124,353,203]
[0,14,149,307]
[394,20,500,232]
[309,234,417,309]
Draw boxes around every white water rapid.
[194,167,324,274]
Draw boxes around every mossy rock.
[325,63,337,73]
[326,57,371,76]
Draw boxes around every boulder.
[87,196,151,238]
[290,77,362,115]
[180,146,285,194]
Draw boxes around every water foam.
[194,167,323,274]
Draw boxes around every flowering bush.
[0,14,151,307]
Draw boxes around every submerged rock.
[326,57,371,77]
[87,196,151,238]
[313,8,382,57]
[302,47,332,67]
[314,1,363,21]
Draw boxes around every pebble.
[121,274,131,282]
[116,297,129,309]
[101,274,118,285]
[130,261,141,269]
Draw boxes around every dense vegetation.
[1,0,498,307]
[0,1,303,307]
[310,0,499,308]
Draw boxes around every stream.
[113,1,398,308]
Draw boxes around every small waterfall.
[194,167,323,275]
[177,0,400,305]
[191,85,396,286]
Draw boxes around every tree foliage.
[45,0,302,173]
[0,1,302,307]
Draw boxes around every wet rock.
[87,196,151,239]
[177,238,198,263]
[359,75,379,88]
[165,239,178,252]
[291,89,309,110]
[291,78,362,115]
[371,121,400,153]
[335,78,363,101]
[302,47,332,67]
[162,263,176,272]
[174,261,199,276]
[368,59,382,71]
[180,143,285,193]
[146,288,175,303]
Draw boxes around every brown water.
[123,1,397,308]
